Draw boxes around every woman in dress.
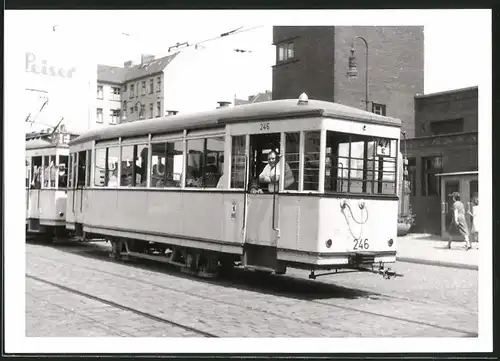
[468,196,479,244]
[447,192,471,250]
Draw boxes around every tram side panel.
[78,189,245,254]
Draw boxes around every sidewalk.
[396,233,479,270]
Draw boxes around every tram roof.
[26,138,67,150]
[70,98,402,146]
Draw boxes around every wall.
[333,26,424,138]
[414,87,478,137]
[96,82,121,126]
[122,73,164,122]
[405,132,478,234]
[272,26,336,102]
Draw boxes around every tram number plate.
[353,238,369,250]
[260,122,270,131]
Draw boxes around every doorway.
[439,172,478,239]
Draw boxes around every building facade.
[97,47,251,125]
[406,86,478,234]
[272,26,424,138]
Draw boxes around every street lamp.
[346,36,370,111]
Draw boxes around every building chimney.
[124,60,133,68]
[141,54,155,64]
[217,101,231,109]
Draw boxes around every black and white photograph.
[4,8,492,355]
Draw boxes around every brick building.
[406,86,478,234]
[272,26,424,138]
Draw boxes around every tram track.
[26,245,478,337]
[26,274,218,338]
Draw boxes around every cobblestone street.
[26,241,478,338]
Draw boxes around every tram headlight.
[59,212,64,217]
[388,239,394,247]
[326,239,332,248]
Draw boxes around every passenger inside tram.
[258,150,295,193]
[31,156,42,189]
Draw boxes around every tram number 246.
[353,238,369,250]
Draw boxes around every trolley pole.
[346,36,370,111]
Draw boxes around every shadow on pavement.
[26,239,378,301]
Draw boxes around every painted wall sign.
[25,52,76,79]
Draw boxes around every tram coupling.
[360,262,404,280]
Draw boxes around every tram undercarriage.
[106,238,402,280]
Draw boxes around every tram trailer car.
[66,93,403,280]
[26,138,69,242]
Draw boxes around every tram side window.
[230,136,246,189]
[303,131,321,191]
[151,141,183,188]
[77,151,87,187]
[324,131,397,195]
[43,155,57,188]
[58,155,68,188]
[31,156,42,189]
[285,132,300,191]
[68,153,75,188]
[94,147,119,187]
[86,150,92,186]
[186,136,224,188]
[121,144,149,187]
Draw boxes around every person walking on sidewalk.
[468,196,479,244]
[447,192,471,251]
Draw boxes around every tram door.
[244,133,282,248]
[72,151,88,226]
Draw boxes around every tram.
[65,93,403,279]
[26,137,69,242]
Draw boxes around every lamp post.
[346,36,370,111]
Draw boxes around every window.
[407,157,416,196]
[96,108,103,123]
[284,132,300,190]
[120,144,149,187]
[129,84,134,99]
[324,131,397,194]
[122,101,127,119]
[277,42,294,62]
[110,109,120,125]
[31,156,42,189]
[372,103,387,116]
[230,136,246,189]
[86,150,92,186]
[149,103,154,119]
[156,101,161,117]
[430,119,464,135]
[123,84,127,92]
[94,146,119,187]
[41,155,57,188]
[97,85,103,99]
[112,87,121,95]
[156,76,161,92]
[422,156,442,196]
[139,104,145,119]
[25,157,31,188]
[58,155,68,188]
[151,141,184,187]
[141,81,146,95]
[303,131,321,191]
[68,154,75,189]
[149,79,154,94]
[76,151,87,187]
[130,106,134,114]
[186,137,224,188]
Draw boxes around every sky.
[9,9,490,99]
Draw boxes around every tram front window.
[32,156,42,189]
[58,155,68,188]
